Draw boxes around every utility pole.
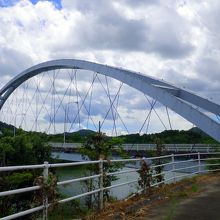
[63,107,67,145]
[98,121,104,210]
[98,121,101,156]
[99,121,101,134]
[13,116,16,137]
[63,101,78,145]
[13,113,25,137]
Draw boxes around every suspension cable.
[139,99,157,134]
[105,75,117,136]
[166,107,173,130]
[96,75,128,134]
[145,95,167,130]
[68,73,98,132]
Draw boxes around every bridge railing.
[1,152,220,220]
[50,142,220,152]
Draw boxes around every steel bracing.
[0,59,219,141]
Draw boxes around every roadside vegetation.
[0,127,128,219]
[138,138,166,194]
[0,129,52,219]
[79,130,127,209]
[85,173,220,220]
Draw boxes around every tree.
[0,133,52,219]
[154,138,166,184]
[138,159,153,194]
[80,130,126,209]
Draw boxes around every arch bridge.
[0,59,219,142]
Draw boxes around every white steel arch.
[0,59,219,142]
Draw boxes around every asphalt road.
[145,176,220,220]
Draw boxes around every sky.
[0,0,220,135]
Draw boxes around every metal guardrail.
[50,142,220,152]
[1,152,220,220]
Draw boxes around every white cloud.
[0,0,219,136]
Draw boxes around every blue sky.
[0,0,62,9]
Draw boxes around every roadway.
[144,174,220,220]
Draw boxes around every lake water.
[52,152,205,201]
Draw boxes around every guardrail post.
[43,161,49,220]
[198,152,201,173]
[99,157,104,210]
[171,154,176,183]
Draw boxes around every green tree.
[138,159,153,194]
[80,131,126,209]
[154,138,166,184]
[0,133,52,219]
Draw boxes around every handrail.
[1,152,220,220]
[1,151,216,172]
[0,164,45,172]
[0,185,41,197]
[57,174,101,186]
[0,206,44,220]
[106,168,140,176]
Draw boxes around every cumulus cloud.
[58,0,195,59]
[123,0,160,7]
[0,47,33,75]
[0,0,220,135]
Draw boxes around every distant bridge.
[50,142,220,153]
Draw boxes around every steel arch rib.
[0,59,219,142]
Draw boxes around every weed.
[164,198,178,220]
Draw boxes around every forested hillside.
[0,121,217,144]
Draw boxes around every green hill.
[0,121,217,144]
[0,121,15,131]
[118,129,217,144]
